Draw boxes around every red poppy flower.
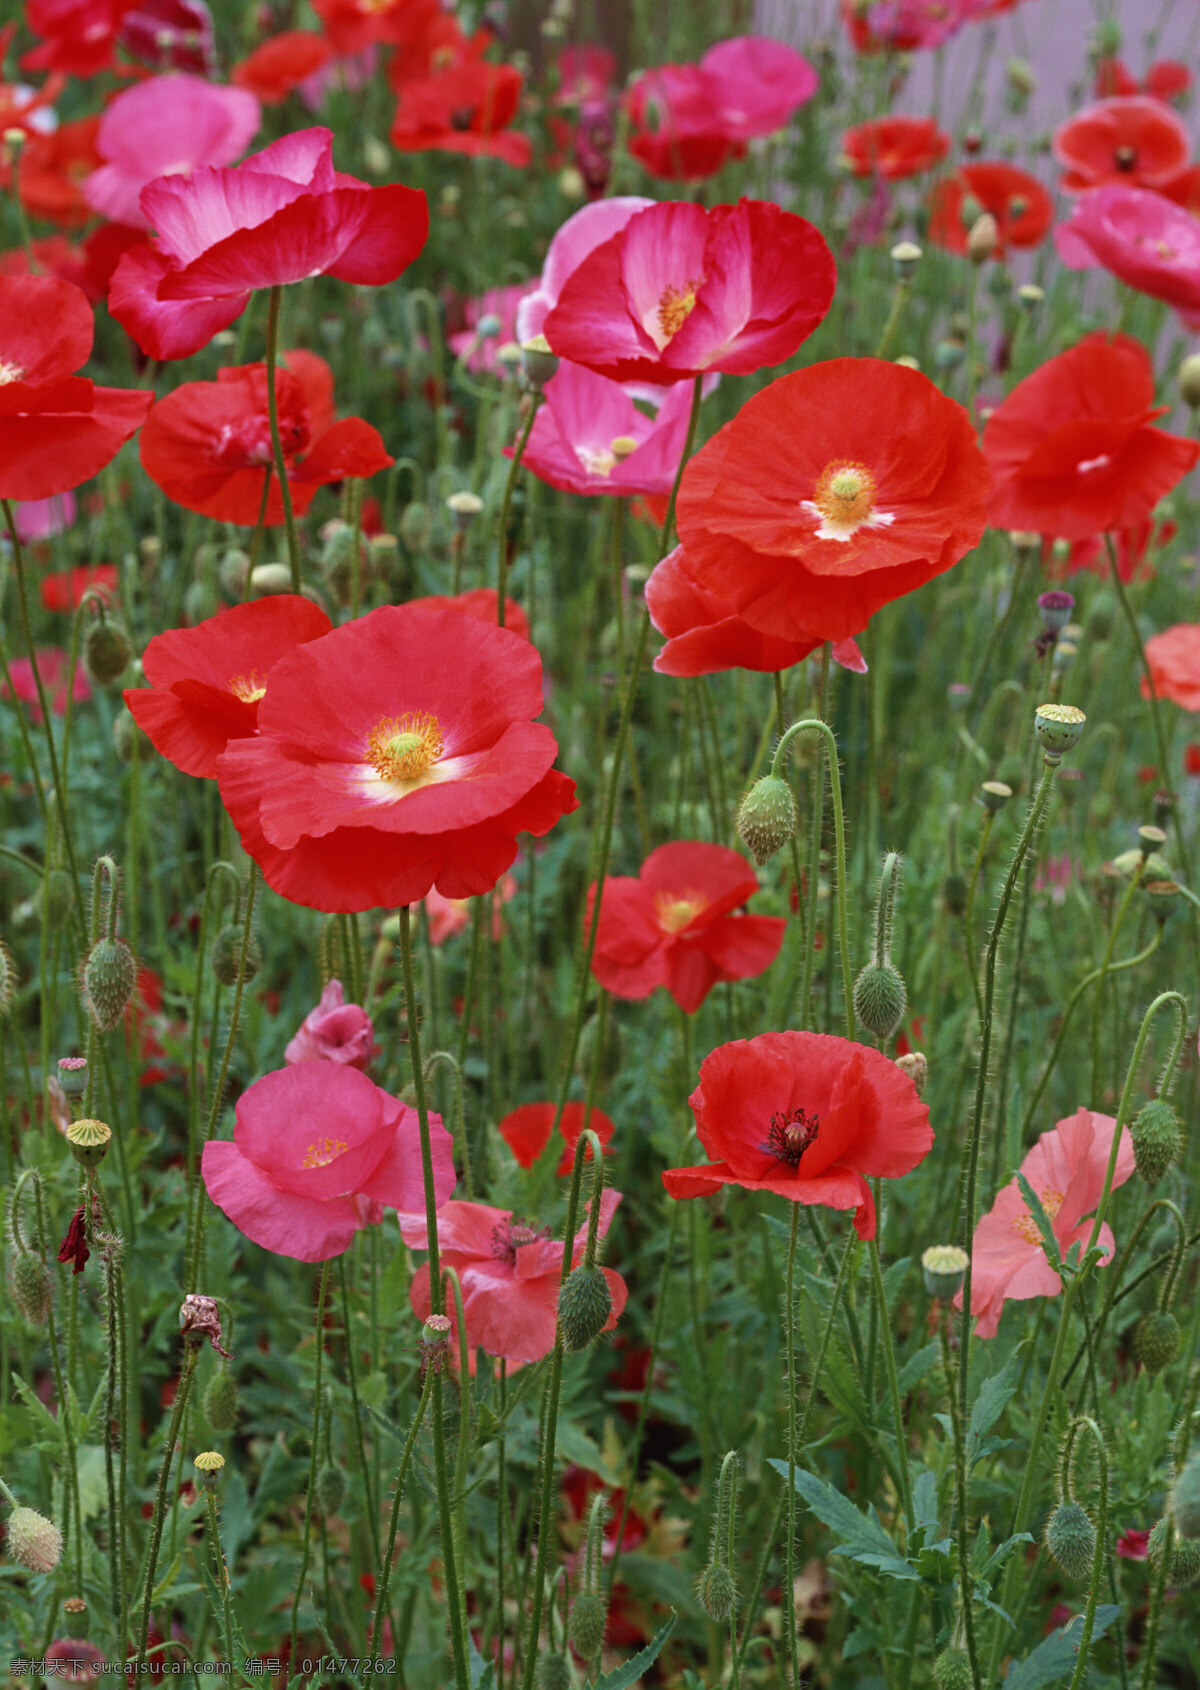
[2,648,90,721]
[586,841,785,1015]
[0,276,152,502]
[928,162,1054,255]
[1187,743,1200,777]
[57,1206,91,1275]
[1054,96,1190,193]
[315,0,450,56]
[216,603,577,914]
[544,198,835,385]
[1094,59,1190,103]
[662,1031,933,1239]
[108,127,429,361]
[646,544,865,677]
[675,359,988,647]
[40,563,119,613]
[21,0,133,76]
[402,1192,627,1367]
[982,333,1199,542]
[390,49,531,167]
[1044,515,1176,584]
[233,32,333,104]
[123,594,332,779]
[138,351,391,525]
[1142,625,1200,711]
[0,236,90,297]
[499,1102,615,1176]
[841,115,949,179]
[1116,1528,1152,1561]
[119,0,215,74]
[11,118,104,230]
[407,588,530,642]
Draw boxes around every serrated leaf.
[11,1373,65,1446]
[982,1533,1034,1582]
[468,1632,496,1690]
[593,1608,677,1690]
[913,1469,940,1538]
[555,1418,621,1485]
[769,1461,918,1581]
[1003,1604,1121,1690]
[895,1342,941,1400]
[966,1347,1025,1470]
[1015,1173,1063,1274]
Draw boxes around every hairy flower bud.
[942,871,968,917]
[1131,1099,1181,1184]
[533,1652,571,1690]
[84,619,133,687]
[80,937,137,1033]
[737,776,798,867]
[558,1264,612,1353]
[568,1591,607,1659]
[203,1368,240,1432]
[9,1249,52,1324]
[933,1649,973,1690]
[315,1462,346,1516]
[1045,1501,1096,1580]
[1171,1454,1200,1540]
[1149,1517,1200,1587]
[6,1505,63,1573]
[210,924,262,988]
[853,961,907,1042]
[399,502,432,552]
[697,1561,736,1623]
[1134,1310,1181,1375]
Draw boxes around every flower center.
[1011,1187,1064,1245]
[576,444,617,478]
[1076,453,1112,476]
[767,1107,821,1167]
[491,1217,551,1266]
[303,1136,349,1169]
[1114,145,1136,172]
[367,711,445,784]
[814,461,876,525]
[228,670,269,704]
[0,357,25,385]
[654,891,707,934]
[658,280,702,343]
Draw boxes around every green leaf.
[554,1418,621,1486]
[1003,1605,1121,1690]
[468,1632,496,1690]
[10,1372,65,1447]
[769,1461,918,1581]
[894,1342,941,1400]
[593,1608,677,1690]
[965,1346,1025,1470]
[1015,1173,1062,1275]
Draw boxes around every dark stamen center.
[766,1107,821,1167]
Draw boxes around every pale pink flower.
[1055,184,1200,328]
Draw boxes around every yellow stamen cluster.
[367,711,445,784]
[812,461,877,528]
[654,892,707,934]
[228,670,269,703]
[658,280,702,342]
[303,1136,350,1169]
[1012,1188,1064,1245]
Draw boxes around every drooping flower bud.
[568,1592,607,1659]
[533,1652,571,1690]
[80,937,137,1033]
[737,776,798,867]
[1171,1454,1200,1540]
[83,619,133,686]
[399,502,432,552]
[921,1245,968,1300]
[1148,1517,1200,1587]
[9,1249,52,1324]
[853,962,907,1042]
[1131,1099,1181,1184]
[203,1368,240,1432]
[210,924,263,988]
[1044,1501,1096,1580]
[1134,1309,1181,1374]
[558,1264,613,1353]
[5,1504,63,1573]
[942,872,968,917]
[697,1561,736,1622]
[193,1451,225,1493]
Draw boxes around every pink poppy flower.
[448,279,537,375]
[555,45,616,107]
[1116,1528,1152,1561]
[284,977,376,1069]
[700,36,818,139]
[543,198,835,386]
[424,872,516,945]
[108,126,429,361]
[647,544,866,678]
[13,491,75,543]
[514,360,699,499]
[402,1191,627,1366]
[515,196,653,347]
[954,1106,1135,1339]
[1055,185,1200,328]
[2,648,90,721]
[1053,96,1191,194]
[1142,624,1200,710]
[83,73,261,230]
[202,1062,454,1262]
[499,1101,615,1176]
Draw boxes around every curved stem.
[264,286,302,594]
[495,394,542,626]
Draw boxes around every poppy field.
[5,0,1200,1685]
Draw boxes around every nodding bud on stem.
[569,1491,609,1657]
[1171,1454,1200,1540]
[737,775,798,866]
[1134,1310,1181,1374]
[533,1653,571,1690]
[966,212,999,264]
[8,1249,52,1324]
[1044,1501,1096,1580]
[933,1650,973,1690]
[83,619,133,687]
[211,924,262,987]
[1149,1517,1200,1587]
[80,936,137,1033]
[316,1462,346,1515]
[1131,1099,1181,1183]
[854,852,907,1042]
[558,1264,612,1353]
[697,1449,739,1622]
[5,1505,63,1574]
[203,1367,240,1431]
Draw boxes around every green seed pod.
[84,619,132,686]
[558,1264,613,1354]
[80,936,137,1033]
[568,1591,607,1659]
[1034,703,1086,765]
[697,1561,736,1623]
[533,1652,571,1690]
[1170,1454,1200,1540]
[315,1463,346,1517]
[942,871,968,917]
[112,708,148,764]
[62,1597,88,1639]
[41,869,76,930]
[576,1009,622,1084]
[1134,1310,1181,1375]
[736,775,798,867]
[210,924,263,988]
[185,578,221,624]
[9,1250,52,1324]
[1044,1501,1096,1581]
[520,335,559,390]
[1148,1517,1200,1587]
[853,961,907,1042]
[398,501,432,552]
[933,1649,973,1690]
[1131,1099,1181,1184]
[0,938,16,1016]
[203,1368,240,1432]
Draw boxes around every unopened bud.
[736,775,798,866]
[853,961,907,1042]
[967,212,999,264]
[84,620,133,686]
[1149,1517,1200,1587]
[9,1249,52,1324]
[534,1652,571,1690]
[249,563,295,597]
[315,1462,345,1515]
[558,1264,612,1353]
[1171,1454,1200,1540]
[1134,1309,1181,1374]
[921,1244,967,1299]
[942,871,968,916]
[80,936,137,1033]
[399,501,432,551]
[933,1650,973,1690]
[203,1368,240,1431]
[568,1591,607,1658]
[697,1560,736,1623]
[1006,56,1036,94]
[210,924,262,988]
[1045,1501,1095,1580]
[1131,1099,1181,1183]
[6,1505,63,1574]
[1179,353,1200,410]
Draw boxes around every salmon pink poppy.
[675,359,989,647]
[982,333,1199,542]
[515,360,700,500]
[1054,185,1200,328]
[202,1062,453,1262]
[285,978,376,1069]
[586,841,785,1015]
[138,351,391,525]
[954,1107,1133,1338]
[499,1102,615,1176]
[123,594,332,779]
[390,51,531,168]
[14,492,75,544]
[543,198,835,385]
[516,197,653,348]
[83,73,261,229]
[646,545,866,678]
[40,563,119,613]
[108,126,429,361]
[403,1192,627,1366]
[928,162,1054,256]
[2,648,90,721]
[1053,96,1190,193]
[232,32,333,104]
[1142,625,1200,710]
[842,115,949,179]
[662,1031,933,1240]
[0,275,153,502]
[216,602,577,914]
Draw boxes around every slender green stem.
[939,1318,983,1690]
[370,1364,433,1650]
[337,1256,381,1569]
[868,1237,914,1530]
[1089,858,1147,1101]
[783,1205,802,1690]
[496,394,542,626]
[203,1490,236,1672]
[264,286,302,593]
[138,1341,201,1668]
[288,1262,330,1668]
[1064,1419,1109,1690]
